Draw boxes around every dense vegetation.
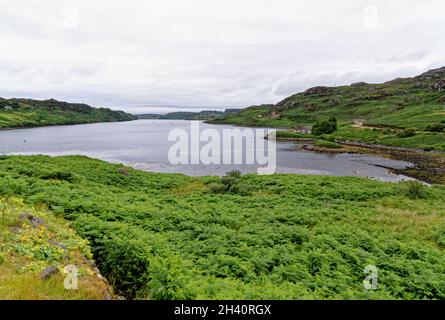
[213,67,445,151]
[312,117,338,136]
[0,196,113,299]
[0,155,444,299]
[0,97,135,129]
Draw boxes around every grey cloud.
[0,0,444,112]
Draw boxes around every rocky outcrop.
[304,86,332,95]
[19,213,46,228]
[431,80,445,92]
[40,266,59,280]
[416,67,445,81]
[351,81,368,87]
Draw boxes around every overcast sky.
[0,0,444,113]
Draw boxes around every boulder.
[82,256,97,268]
[19,213,46,228]
[431,80,445,92]
[40,266,59,280]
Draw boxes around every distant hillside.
[136,113,164,119]
[212,67,445,151]
[0,98,135,129]
[214,67,445,129]
[136,109,241,120]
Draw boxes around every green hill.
[213,67,445,151]
[0,98,135,129]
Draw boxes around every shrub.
[229,183,252,196]
[312,118,338,136]
[226,170,241,178]
[221,176,238,189]
[438,233,445,248]
[397,128,416,138]
[425,123,445,132]
[210,171,252,195]
[221,170,242,189]
[208,183,226,193]
[402,180,428,199]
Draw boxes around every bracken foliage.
[0,155,444,299]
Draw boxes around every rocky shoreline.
[274,136,445,184]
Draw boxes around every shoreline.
[274,136,445,184]
[0,119,137,132]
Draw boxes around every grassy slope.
[0,98,135,129]
[0,196,113,299]
[0,155,444,299]
[214,68,445,151]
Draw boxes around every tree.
[312,118,338,135]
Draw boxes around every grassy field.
[0,196,113,299]
[213,67,445,151]
[0,98,134,129]
[275,124,445,151]
[0,155,444,299]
